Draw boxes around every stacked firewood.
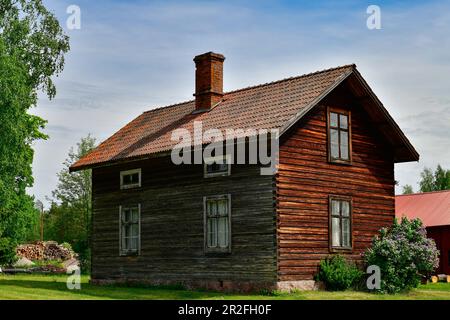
[43,242,73,261]
[16,241,74,261]
[16,242,45,261]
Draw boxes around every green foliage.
[402,184,414,195]
[44,135,96,273]
[419,165,450,192]
[31,259,64,269]
[0,237,17,265]
[364,217,440,294]
[316,255,363,291]
[0,0,69,262]
[60,242,73,252]
[0,0,70,99]
[259,289,284,296]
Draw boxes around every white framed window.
[120,168,141,189]
[204,154,231,178]
[119,204,141,256]
[204,194,231,253]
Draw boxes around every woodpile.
[16,241,74,261]
[16,242,45,261]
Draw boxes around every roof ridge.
[142,63,356,115]
[225,63,356,95]
[396,190,450,197]
[142,99,194,114]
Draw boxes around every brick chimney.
[193,52,225,111]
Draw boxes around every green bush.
[78,247,91,274]
[60,242,73,252]
[0,237,17,266]
[32,259,64,269]
[316,255,363,291]
[364,217,439,294]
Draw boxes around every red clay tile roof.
[71,64,355,171]
[396,190,450,227]
[70,64,418,171]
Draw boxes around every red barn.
[396,190,450,275]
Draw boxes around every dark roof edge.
[279,67,354,136]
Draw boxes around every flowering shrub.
[364,217,439,293]
[316,255,363,291]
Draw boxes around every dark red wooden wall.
[276,84,396,281]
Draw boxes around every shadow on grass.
[0,277,240,300]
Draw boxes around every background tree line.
[43,135,95,270]
[0,0,69,264]
[402,165,450,194]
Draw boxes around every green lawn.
[0,274,450,300]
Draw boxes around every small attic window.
[204,155,231,178]
[120,169,141,189]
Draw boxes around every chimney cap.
[193,51,225,62]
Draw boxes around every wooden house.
[70,52,419,291]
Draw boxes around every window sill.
[329,247,353,253]
[120,184,141,190]
[328,159,352,166]
[120,251,140,257]
[204,172,230,178]
[205,248,231,255]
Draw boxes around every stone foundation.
[90,278,276,293]
[91,278,324,293]
[276,280,324,292]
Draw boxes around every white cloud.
[30,0,450,205]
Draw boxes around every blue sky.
[32,0,450,205]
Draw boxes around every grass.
[30,260,64,269]
[0,274,450,300]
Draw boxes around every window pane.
[340,131,349,160]
[207,201,217,217]
[206,159,228,174]
[131,173,139,183]
[126,237,132,250]
[332,217,341,247]
[130,237,138,250]
[330,112,338,127]
[124,174,133,185]
[207,218,218,247]
[131,223,139,237]
[331,200,340,216]
[206,197,230,250]
[131,208,139,222]
[339,114,348,129]
[217,217,229,248]
[212,201,218,216]
[124,209,131,223]
[330,129,339,158]
[342,218,351,247]
[124,224,131,238]
[341,201,350,217]
[122,171,140,186]
[121,206,140,253]
[121,235,126,251]
[217,199,228,216]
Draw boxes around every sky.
[31,0,450,207]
